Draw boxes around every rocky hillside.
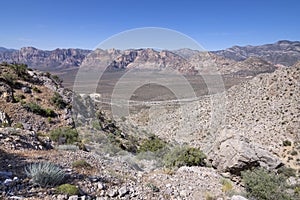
[0,63,74,133]
[0,61,299,199]
[127,61,300,174]
[189,52,276,76]
[0,62,248,200]
[213,40,300,66]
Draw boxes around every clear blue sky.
[0,0,299,50]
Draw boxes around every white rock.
[68,195,79,200]
[231,195,248,200]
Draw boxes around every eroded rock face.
[210,129,282,175]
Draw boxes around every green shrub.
[14,94,26,102]
[25,162,65,187]
[283,140,292,146]
[45,108,55,117]
[50,127,79,144]
[14,122,23,129]
[3,73,16,86]
[138,134,167,153]
[11,63,28,78]
[72,160,92,169]
[163,145,206,168]
[0,122,10,127]
[23,102,56,117]
[291,150,298,156]
[145,183,160,192]
[91,120,101,130]
[277,166,296,177]
[221,179,233,194]
[50,92,66,109]
[56,184,79,195]
[241,168,291,200]
[32,87,41,93]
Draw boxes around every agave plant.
[25,162,65,187]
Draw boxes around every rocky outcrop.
[0,63,75,133]
[210,129,282,174]
[213,40,300,66]
[0,128,51,150]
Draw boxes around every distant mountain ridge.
[212,40,300,66]
[0,46,91,70]
[0,40,299,74]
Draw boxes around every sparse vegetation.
[72,159,92,169]
[11,63,28,78]
[25,162,65,187]
[50,127,79,144]
[14,94,26,102]
[56,184,79,195]
[14,122,23,129]
[50,92,66,109]
[291,150,298,156]
[138,134,167,153]
[163,145,206,168]
[2,73,16,86]
[23,102,56,117]
[241,168,291,200]
[221,179,233,194]
[32,86,41,93]
[145,183,160,192]
[277,166,296,177]
[283,140,292,146]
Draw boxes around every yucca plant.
[25,162,65,187]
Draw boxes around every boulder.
[0,82,13,102]
[210,129,282,175]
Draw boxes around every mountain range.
[0,40,299,76]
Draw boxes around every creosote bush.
[25,162,65,187]
[163,145,206,168]
[50,127,79,144]
[241,168,291,200]
[138,134,167,153]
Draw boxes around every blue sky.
[0,0,299,50]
